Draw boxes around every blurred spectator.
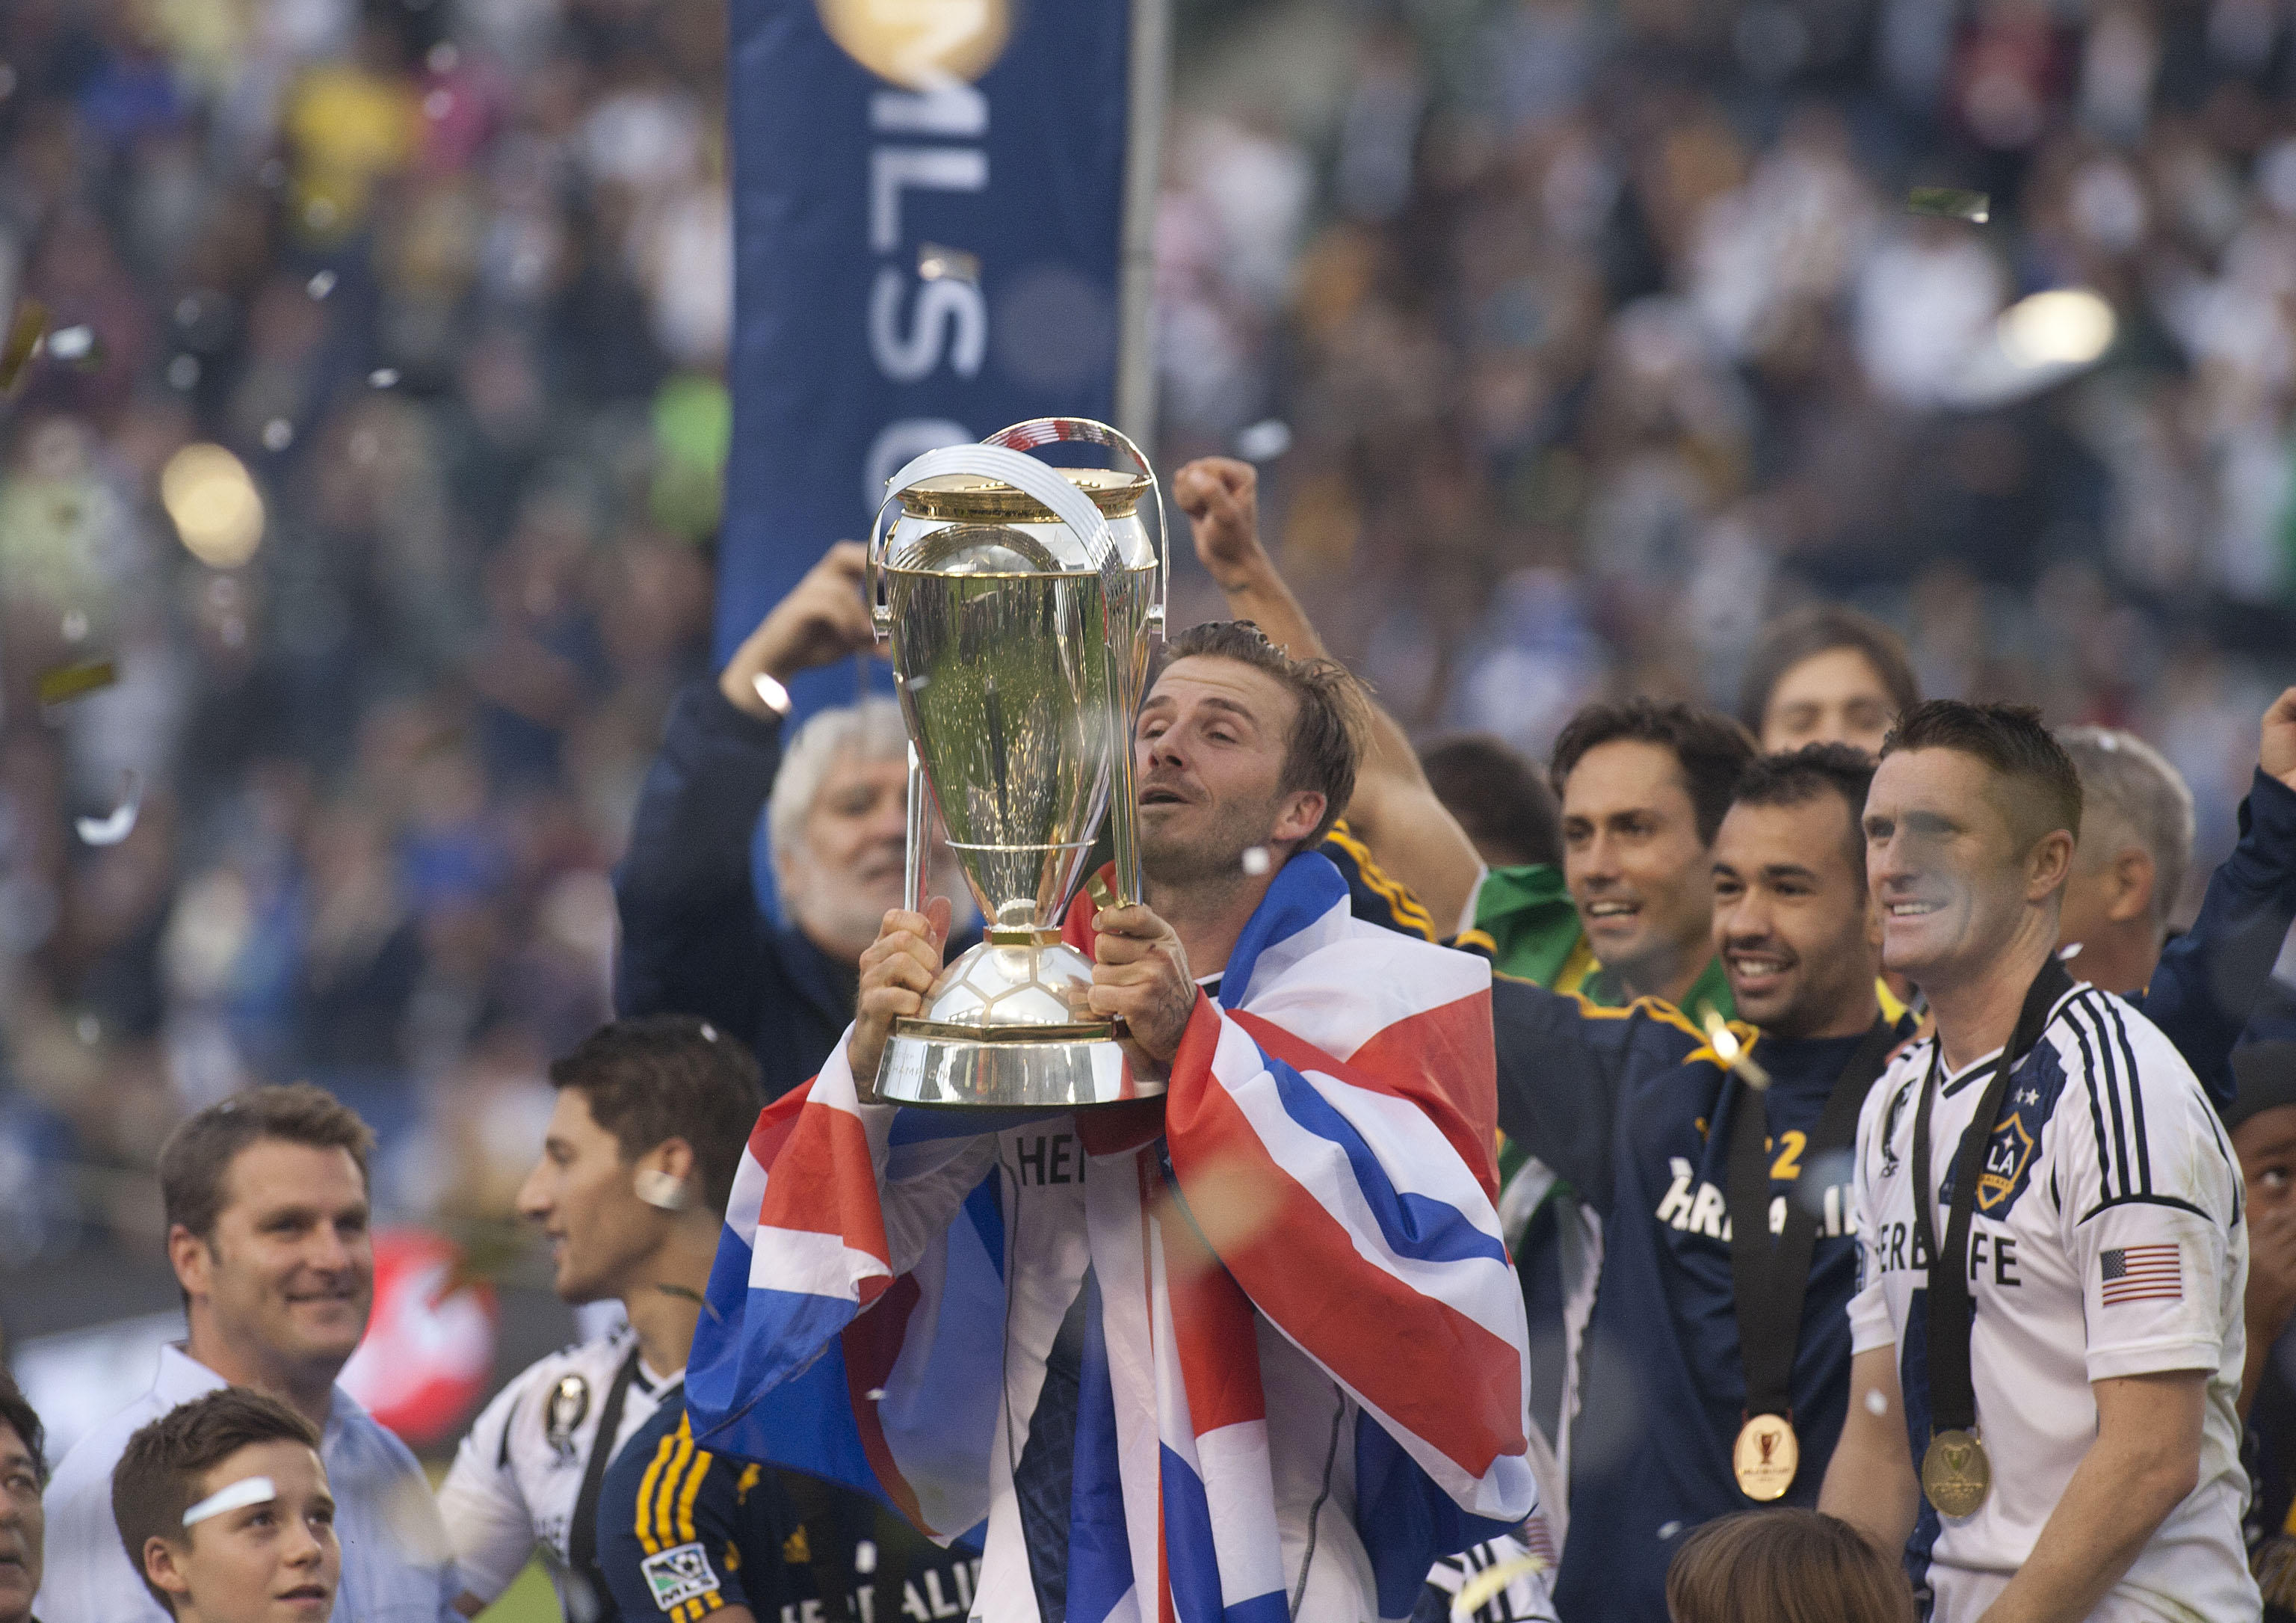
[1737,603,1922,754]
[1419,734,1561,869]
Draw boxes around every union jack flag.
[2101,1243,2181,1307]
[683,851,1536,1622]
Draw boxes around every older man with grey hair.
[615,542,970,1098]
[2057,725,2200,997]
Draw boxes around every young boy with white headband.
[111,1389,339,1623]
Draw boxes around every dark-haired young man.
[0,1376,44,1623]
[438,1017,764,1620]
[694,620,1532,1623]
[39,1085,454,1623]
[1469,745,1907,1619]
[112,1389,337,1623]
[1822,701,2259,1622]
[1468,700,1757,1018]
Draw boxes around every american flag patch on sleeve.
[2100,1244,2181,1307]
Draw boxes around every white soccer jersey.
[438,1329,677,1612]
[1847,982,2257,1622]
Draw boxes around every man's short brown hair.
[158,1085,376,1244]
[1549,699,1757,847]
[549,1017,764,1215]
[113,1388,323,1615]
[1880,700,2083,852]
[1158,621,1369,846]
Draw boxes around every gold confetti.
[1701,1005,1772,1091]
[1908,185,1990,223]
[1084,872,1117,912]
[37,659,117,708]
[0,298,48,390]
[1451,1552,1549,1619]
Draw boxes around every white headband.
[182,1476,277,1528]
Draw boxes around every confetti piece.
[167,354,200,390]
[306,269,337,300]
[368,367,399,388]
[1241,846,1271,876]
[854,1539,877,1575]
[1908,185,1990,223]
[864,1388,887,1402]
[76,771,141,846]
[45,324,100,368]
[1866,1388,1889,1417]
[1234,419,1293,462]
[0,298,47,391]
[262,418,294,451]
[1658,1521,1684,1541]
[427,42,459,70]
[75,1014,99,1044]
[61,609,87,642]
[2058,940,2083,960]
[1450,1553,1549,1619]
[37,659,117,708]
[917,242,980,284]
[1701,1005,1772,1091]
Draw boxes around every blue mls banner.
[719,0,1137,715]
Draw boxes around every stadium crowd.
[7,0,2296,1616]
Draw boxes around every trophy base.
[875,1024,1164,1109]
[871,938,1168,1108]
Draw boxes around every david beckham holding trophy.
[677,422,1537,1623]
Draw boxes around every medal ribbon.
[1725,1019,1900,1423]
[1910,956,2072,1435]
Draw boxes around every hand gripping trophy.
[864,418,1165,1109]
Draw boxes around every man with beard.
[614,543,970,1100]
[684,622,1534,1623]
[1463,745,1907,1620]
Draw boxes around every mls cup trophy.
[865,419,1165,1108]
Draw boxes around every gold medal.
[1921,1428,1992,1518]
[1732,1413,1800,1501]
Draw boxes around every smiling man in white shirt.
[37,1085,455,1623]
[1821,701,2256,1623]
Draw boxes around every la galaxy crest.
[1975,1091,2043,1215]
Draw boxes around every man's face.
[2235,1104,2296,1220]
[179,1142,372,1377]
[1712,795,1879,1038]
[1135,657,1320,887]
[1760,647,1897,757]
[0,1420,40,1623]
[516,1088,658,1305]
[780,750,909,964]
[152,1441,337,1623]
[1863,748,2043,989]
[1559,739,1715,985]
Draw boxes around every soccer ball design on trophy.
[864,419,1165,1108]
